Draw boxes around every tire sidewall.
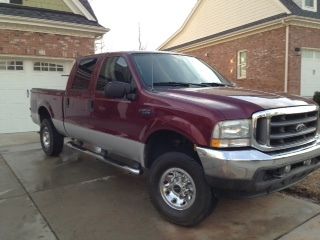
[149,152,215,226]
[40,119,54,156]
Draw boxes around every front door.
[91,56,146,162]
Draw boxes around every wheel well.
[144,130,202,169]
[38,107,51,123]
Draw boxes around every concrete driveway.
[1,133,320,240]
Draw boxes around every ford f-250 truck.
[31,51,320,226]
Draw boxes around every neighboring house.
[160,0,320,98]
[0,0,108,133]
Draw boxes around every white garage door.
[301,49,320,97]
[0,58,73,133]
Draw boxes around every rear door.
[64,57,98,140]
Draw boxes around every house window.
[302,0,317,11]
[34,62,64,72]
[0,60,24,71]
[237,50,247,79]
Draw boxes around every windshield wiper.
[198,82,228,87]
[153,82,191,87]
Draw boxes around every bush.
[313,92,320,105]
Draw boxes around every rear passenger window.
[72,58,97,90]
[96,57,133,91]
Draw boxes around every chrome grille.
[252,106,319,151]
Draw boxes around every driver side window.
[96,56,133,91]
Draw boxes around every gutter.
[0,14,109,36]
[283,19,289,93]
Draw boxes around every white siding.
[162,0,287,49]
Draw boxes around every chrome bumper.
[196,140,320,180]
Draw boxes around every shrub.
[313,92,320,105]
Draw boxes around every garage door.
[0,58,73,133]
[301,49,320,97]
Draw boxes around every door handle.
[66,98,70,107]
[89,99,94,112]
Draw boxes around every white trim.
[0,14,109,37]
[167,16,320,52]
[62,0,96,21]
[237,50,248,80]
[0,54,76,62]
[302,0,318,12]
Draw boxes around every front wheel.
[148,152,217,227]
[40,119,64,156]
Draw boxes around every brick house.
[0,0,108,133]
[160,0,320,98]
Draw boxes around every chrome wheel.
[42,127,50,149]
[160,168,196,210]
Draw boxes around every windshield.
[132,53,231,88]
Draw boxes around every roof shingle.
[281,0,320,19]
[0,2,102,27]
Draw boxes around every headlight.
[211,119,251,148]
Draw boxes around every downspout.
[283,19,289,93]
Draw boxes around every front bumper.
[196,140,320,197]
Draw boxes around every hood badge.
[295,123,307,132]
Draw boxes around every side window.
[96,57,133,91]
[72,58,98,90]
[237,50,247,79]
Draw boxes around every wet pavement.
[1,132,320,240]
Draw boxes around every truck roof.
[77,50,186,61]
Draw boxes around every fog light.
[304,159,312,166]
[284,165,291,174]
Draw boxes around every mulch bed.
[283,170,320,203]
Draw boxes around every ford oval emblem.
[295,123,307,132]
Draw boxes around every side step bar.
[66,142,142,175]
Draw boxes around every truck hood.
[156,87,315,119]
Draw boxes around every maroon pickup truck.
[31,51,320,226]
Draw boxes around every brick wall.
[288,26,320,95]
[0,29,95,59]
[186,27,286,93]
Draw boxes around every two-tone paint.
[30,51,316,168]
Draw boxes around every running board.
[66,142,142,175]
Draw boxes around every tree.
[138,23,146,50]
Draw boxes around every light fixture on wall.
[204,52,209,57]
[295,47,301,56]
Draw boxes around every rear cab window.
[71,57,98,90]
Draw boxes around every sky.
[89,0,197,52]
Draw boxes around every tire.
[40,119,64,156]
[148,152,217,227]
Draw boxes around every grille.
[253,106,319,151]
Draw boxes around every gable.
[22,0,71,12]
[161,0,289,50]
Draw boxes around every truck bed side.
[30,88,66,135]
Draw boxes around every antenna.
[151,54,154,91]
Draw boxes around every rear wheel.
[149,152,217,227]
[40,119,64,156]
